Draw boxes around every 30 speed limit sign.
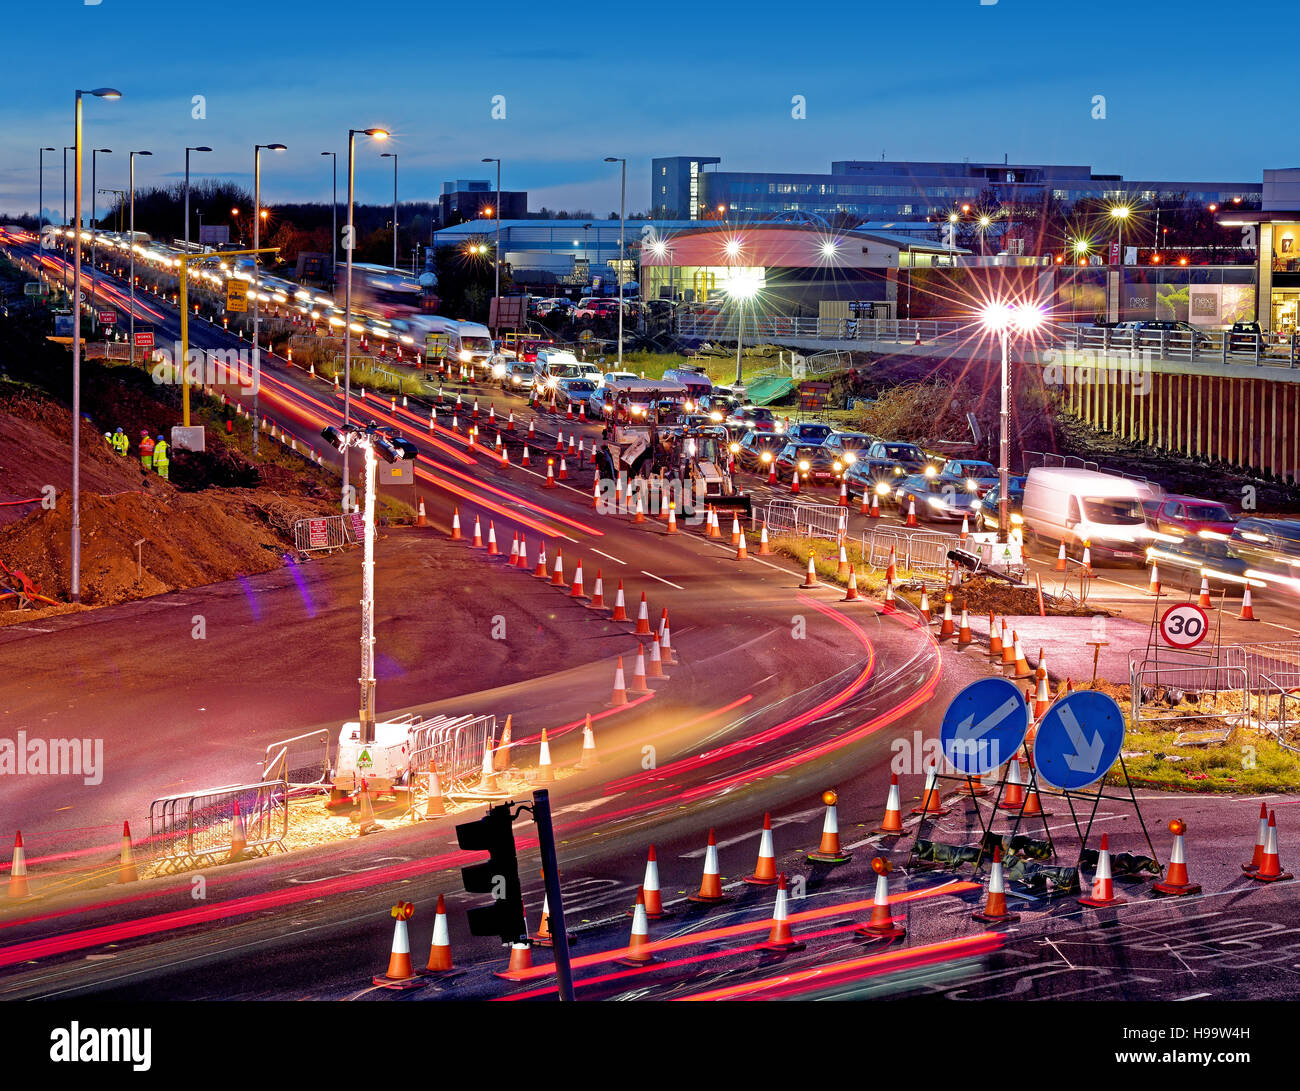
[1159,603,1209,649]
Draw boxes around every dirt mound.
[941,575,1101,617]
[0,487,337,607]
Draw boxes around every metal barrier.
[262,730,333,789]
[409,713,494,786]
[292,513,361,553]
[1129,661,1249,730]
[1223,641,1300,750]
[863,526,961,583]
[148,770,289,867]
[759,499,847,540]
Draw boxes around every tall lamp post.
[89,147,111,324]
[320,151,337,274]
[252,142,287,457]
[725,275,759,387]
[980,302,1044,541]
[380,151,398,269]
[184,145,211,251]
[128,149,151,358]
[603,157,627,369]
[1110,203,1130,266]
[70,88,121,604]
[481,158,501,337]
[342,126,390,510]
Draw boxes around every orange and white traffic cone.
[476,743,504,796]
[1009,631,1032,678]
[495,942,535,980]
[569,559,587,599]
[588,570,605,609]
[229,800,248,859]
[912,765,950,816]
[936,598,955,640]
[550,549,567,589]
[1033,668,1051,721]
[838,480,848,508]
[534,728,555,784]
[1147,563,1161,595]
[1081,542,1093,575]
[416,498,428,527]
[1247,810,1293,883]
[885,546,897,584]
[807,789,852,864]
[730,513,742,545]
[1244,802,1269,872]
[487,521,500,556]
[647,635,667,679]
[689,828,729,904]
[508,533,520,567]
[869,491,880,519]
[882,580,896,613]
[471,516,484,548]
[576,714,599,769]
[7,832,28,899]
[790,467,800,495]
[997,756,1026,810]
[373,902,427,989]
[956,602,972,647]
[666,504,678,533]
[558,456,569,482]
[592,476,601,509]
[705,507,719,538]
[544,459,557,488]
[660,622,677,666]
[860,489,870,516]
[451,507,462,541]
[611,580,628,621]
[1055,541,1068,571]
[615,889,658,967]
[745,813,779,885]
[532,893,571,947]
[906,496,918,527]
[634,592,652,634]
[1079,834,1127,907]
[801,554,819,588]
[972,847,1020,924]
[1152,819,1202,896]
[521,445,531,467]
[1020,755,1050,817]
[425,761,447,816]
[735,533,748,561]
[421,894,455,975]
[855,857,906,940]
[1000,619,1016,667]
[634,845,673,919]
[959,513,969,543]
[842,565,861,601]
[836,540,850,578]
[633,488,647,523]
[1197,576,1212,609]
[760,873,806,953]
[988,613,1003,659]
[119,821,138,884]
[759,522,772,554]
[1240,586,1258,621]
[875,774,905,834]
[629,645,651,695]
[609,656,629,707]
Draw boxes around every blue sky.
[2,0,1290,222]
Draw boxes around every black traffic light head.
[456,803,526,945]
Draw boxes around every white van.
[1021,468,1163,563]
[402,316,494,368]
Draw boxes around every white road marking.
[592,548,625,566]
[641,570,684,590]
[1175,992,1212,1001]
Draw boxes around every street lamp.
[604,156,627,369]
[184,145,211,252]
[321,151,337,274]
[70,87,121,604]
[980,302,1044,541]
[128,150,151,358]
[342,127,390,510]
[1110,204,1131,265]
[481,157,501,337]
[724,274,760,386]
[381,151,398,269]
[252,142,287,457]
[89,147,111,321]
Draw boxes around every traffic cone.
[517,538,530,574]
[1081,542,1093,575]
[1055,541,1067,571]
[972,847,1020,923]
[768,461,777,485]
[451,507,462,541]
[906,496,918,527]
[373,902,427,989]
[886,546,897,584]
[842,565,861,601]
[730,513,742,545]
[476,741,504,795]
[472,516,484,548]
[352,780,381,835]
[615,889,657,966]
[807,790,852,864]
[666,504,678,533]
[855,858,906,940]
[119,821,139,884]
[1152,819,1202,896]
[745,813,779,885]
[544,460,556,488]
[527,419,536,443]
[521,445,531,467]
[1198,576,1212,609]
[532,893,570,947]
[533,546,549,580]
[229,800,248,858]
[534,728,555,784]
[632,488,647,523]
[634,592,652,634]
[1244,802,1269,872]
[495,942,535,980]
[569,558,586,598]
[661,622,677,666]
[1009,631,1032,678]
[869,491,880,519]
[648,636,666,678]
[1240,586,1258,621]
[912,765,950,816]
[425,761,447,816]
[592,476,601,509]
[882,579,896,613]
[918,588,931,623]
[631,845,673,919]
[421,894,455,975]
[988,614,1003,659]
[790,467,800,495]
[801,554,819,588]
[628,645,651,695]
[1021,755,1050,816]
[558,457,569,482]
[836,540,850,578]
[496,716,516,772]
[759,522,772,554]
[997,756,1026,810]
[588,570,606,609]
[1247,810,1293,883]
[1078,834,1127,907]
[577,714,599,768]
[956,602,972,647]
[688,828,729,904]
[736,533,748,561]
[959,513,969,542]
[937,598,955,640]
[1000,620,1016,667]
[611,580,628,621]
[1033,668,1051,721]
[1147,563,1161,595]
[7,832,28,899]
[508,533,520,567]
[609,656,629,707]
[760,873,806,953]
[416,498,428,527]
[704,507,718,537]
[486,521,500,556]
[555,430,564,451]
[873,774,904,834]
[507,410,515,431]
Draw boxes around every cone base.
[759,939,806,953]
[1246,869,1293,884]
[372,974,429,990]
[996,799,1026,812]
[627,906,675,920]
[807,850,853,865]
[687,891,730,904]
[614,953,658,968]
[530,931,576,947]
[874,823,905,836]
[743,874,779,886]
[972,909,1020,924]
[1241,861,1261,873]
[967,785,994,798]
[1077,894,1128,908]
[910,805,950,817]
[1151,880,1202,896]
[854,923,906,940]
[417,966,464,980]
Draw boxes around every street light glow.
[724,274,760,300]
[724,238,741,258]
[980,301,1044,333]
[1110,204,1131,220]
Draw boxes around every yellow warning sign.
[226,279,248,313]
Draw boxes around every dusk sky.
[2,0,1289,222]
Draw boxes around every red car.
[1143,495,1237,538]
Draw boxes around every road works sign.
[1033,690,1125,791]
[1159,602,1208,649]
[226,279,248,313]
[940,677,1029,776]
[133,328,154,348]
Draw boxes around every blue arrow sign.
[940,677,1030,776]
[1032,690,1125,791]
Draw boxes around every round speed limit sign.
[1159,603,1209,649]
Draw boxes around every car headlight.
[876,482,891,495]
[459,350,471,363]
[843,452,856,464]
[760,452,772,464]
[927,496,945,508]
[683,400,694,411]
[833,461,843,472]
[966,478,979,491]
[893,466,902,474]
[1010,513,1023,525]
[711,411,723,422]
[492,363,506,378]
[924,465,937,477]
[798,460,810,471]
[511,375,520,385]
[729,442,740,454]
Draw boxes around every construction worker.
[112,427,128,456]
[139,430,155,471]
[153,434,169,480]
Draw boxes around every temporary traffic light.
[456,803,527,945]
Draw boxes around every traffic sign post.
[940,677,1029,777]
[1158,602,1208,649]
